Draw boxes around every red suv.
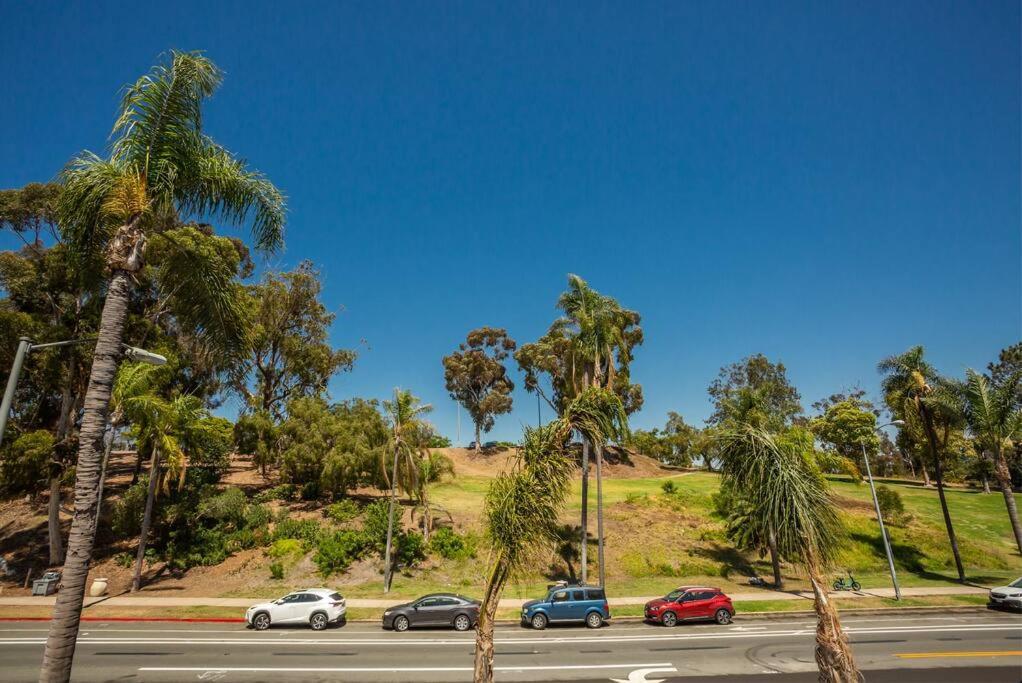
[644,586,735,626]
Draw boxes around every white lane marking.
[139,662,675,673]
[0,623,1015,647]
[611,666,678,683]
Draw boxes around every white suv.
[246,588,347,630]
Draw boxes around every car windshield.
[1009,578,1022,588]
[665,590,685,601]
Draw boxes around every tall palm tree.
[473,387,627,683]
[937,369,1022,554]
[40,51,284,683]
[716,426,857,682]
[879,346,966,582]
[555,274,640,586]
[381,389,432,592]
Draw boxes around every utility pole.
[0,337,32,449]
[861,421,903,600]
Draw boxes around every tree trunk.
[46,477,64,566]
[579,439,589,584]
[768,525,783,590]
[382,442,401,593]
[920,460,931,487]
[131,450,162,592]
[982,476,990,494]
[807,558,859,682]
[919,404,965,582]
[993,447,1022,554]
[473,552,509,683]
[474,423,481,452]
[40,270,133,683]
[595,442,606,588]
[131,450,145,485]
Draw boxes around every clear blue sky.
[2,1,1019,443]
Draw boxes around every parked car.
[246,588,346,630]
[521,585,610,629]
[988,577,1022,612]
[644,586,734,626]
[382,593,480,632]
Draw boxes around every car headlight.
[384,610,392,616]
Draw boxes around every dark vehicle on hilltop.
[521,584,610,629]
[381,593,479,632]
[644,586,735,626]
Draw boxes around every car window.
[417,598,439,608]
[666,590,685,601]
[586,589,606,601]
[679,592,696,603]
[280,594,300,603]
[329,592,343,601]
[434,597,458,606]
[1010,578,1022,588]
[302,593,322,602]
[551,590,569,603]
[570,591,584,601]
[692,591,715,601]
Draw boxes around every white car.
[246,588,347,630]
[988,577,1022,612]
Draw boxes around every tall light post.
[0,337,166,447]
[861,419,904,601]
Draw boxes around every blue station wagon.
[521,585,610,629]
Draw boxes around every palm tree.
[381,389,432,592]
[40,51,284,683]
[474,387,627,683]
[879,346,966,582]
[716,426,857,682]
[937,369,1022,553]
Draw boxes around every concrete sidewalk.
[0,585,988,609]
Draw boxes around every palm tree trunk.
[993,447,1022,554]
[768,524,783,589]
[46,476,64,566]
[473,551,509,683]
[131,450,162,592]
[595,442,606,588]
[382,442,401,593]
[40,270,133,683]
[807,558,859,682]
[919,404,965,582]
[579,439,589,584]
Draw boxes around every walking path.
[0,585,988,609]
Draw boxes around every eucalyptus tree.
[879,346,965,582]
[382,389,432,591]
[517,274,642,586]
[937,369,1022,554]
[473,387,627,683]
[40,51,285,683]
[443,327,516,450]
[716,426,857,682]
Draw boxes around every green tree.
[442,327,516,451]
[810,398,879,481]
[708,353,802,429]
[40,51,285,682]
[473,387,627,683]
[937,369,1022,554]
[716,425,857,682]
[879,346,966,582]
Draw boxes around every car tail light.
[331,600,345,606]
[603,602,609,613]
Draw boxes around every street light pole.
[861,420,904,601]
[0,337,32,449]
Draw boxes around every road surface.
[0,611,1018,681]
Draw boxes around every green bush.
[660,480,678,495]
[0,430,54,495]
[876,485,911,525]
[267,538,305,560]
[362,499,399,552]
[397,531,426,566]
[326,499,361,524]
[314,530,371,576]
[428,527,476,560]
[198,487,248,528]
[254,484,296,504]
[269,562,285,580]
[272,518,322,547]
[112,478,149,537]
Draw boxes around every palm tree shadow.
[544,523,589,583]
[692,544,758,580]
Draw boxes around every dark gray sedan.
[381,593,480,632]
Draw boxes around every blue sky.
[1,1,1019,443]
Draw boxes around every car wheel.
[393,615,410,632]
[309,612,328,631]
[530,613,548,630]
[661,611,677,627]
[453,614,472,631]
[714,609,732,625]
[585,612,603,629]
[252,612,271,631]
[851,582,861,592]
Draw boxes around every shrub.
[114,552,134,569]
[625,492,648,505]
[362,499,399,553]
[198,487,248,528]
[660,480,678,495]
[267,538,305,560]
[397,531,426,566]
[269,562,285,580]
[428,527,476,560]
[272,518,322,547]
[254,484,295,504]
[112,478,149,537]
[326,499,361,525]
[0,430,54,495]
[314,530,370,576]
[244,503,272,531]
[876,485,911,525]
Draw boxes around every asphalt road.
[0,611,1018,682]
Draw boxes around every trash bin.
[32,571,61,596]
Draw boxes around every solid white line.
[138,662,674,673]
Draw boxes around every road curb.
[0,617,246,623]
